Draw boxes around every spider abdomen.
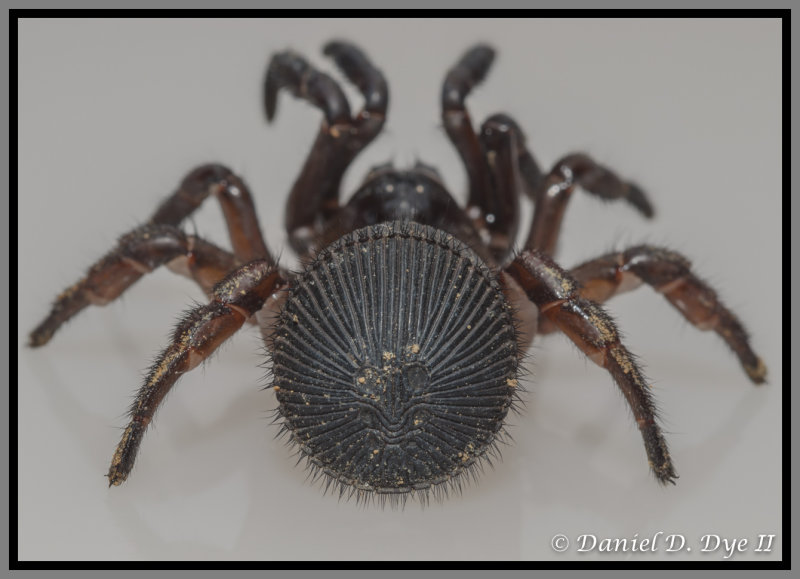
[271,221,519,498]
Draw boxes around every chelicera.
[29,41,767,505]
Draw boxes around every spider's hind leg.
[107,260,284,486]
[505,249,678,484]
[569,245,766,383]
[265,41,388,256]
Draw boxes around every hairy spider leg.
[28,224,237,347]
[107,260,285,486]
[441,48,652,260]
[29,163,276,347]
[265,41,388,257]
[568,245,767,383]
[151,164,274,265]
[524,153,654,256]
[506,249,677,484]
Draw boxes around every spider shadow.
[22,316,286,557]
[21,321,774,560]
[518,358,771,558]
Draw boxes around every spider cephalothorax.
[30,40,766,505]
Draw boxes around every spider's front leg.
[441,44,495,214]
[108,260,285,486]
[441,47,650,263]
[471,113,523,263]
[265,40,387,256]
[442,46,529,262]
[505,249,677,484]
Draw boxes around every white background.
[18,18,782,561]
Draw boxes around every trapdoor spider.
[30,41,766,504]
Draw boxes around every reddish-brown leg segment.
[107,260,285,486]
[29,224,237,347]
[150,164,273,265]
[570,245,767,383]
[265,41,387,256]
[524,153,654,256]
[506,249,677,484]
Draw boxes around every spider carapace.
[29,41,766,505]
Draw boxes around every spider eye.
[271,221,518,498]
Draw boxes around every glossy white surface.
[18,18,782,561]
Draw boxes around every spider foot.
[744,357,768,385]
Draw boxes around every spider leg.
[440,48,538,262]
[265,41,387,256]
[569,245,766,383]
[505,249,677,484]
[441,44,495,216]
[150,164,273,265]
[29,224,238,347]
[107,260,284,486]
[473,113,529,263]
[524,153,654,256]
